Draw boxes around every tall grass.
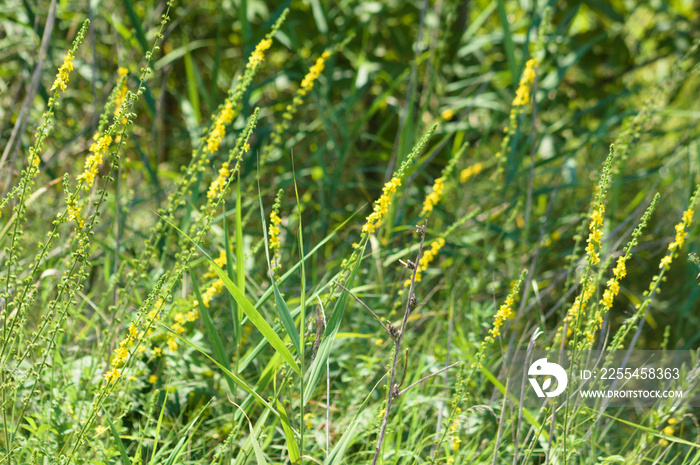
[0,1,699,464]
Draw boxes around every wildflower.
[404,238,446,287]
[152,346,163,357]
[659,255,673,270]
[206,101,236,154]
[50,52,74,93]
[79,133,112,188]
[459,162,483,183]
[207,162,230,200]
[420,177,445,217]
[613,257,627,279]
[488,270,526,340]
[114,67,129,124]
[304,412,313,429]
[441,108,455,121]
[167,336,178,351]
[513,58,538,106]
[104,369,121,384]
[171,321,185,334]
[67,199,84,229]
[299,51,330,96]
[111,347,128,367]
[149,374,157,384]
[201,279,224,307]
[362,177,401,234]
[204,251,227,279]
[248,38,273,71]
[269,189,284,271]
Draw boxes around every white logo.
[528,358,568,397]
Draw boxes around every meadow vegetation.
[1,0,700,463]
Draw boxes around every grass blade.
[105,414,129,465]
[158,322,280,418]
[257,177,301,354]
[304,239,368,405]
[164,217,301,375]
[496,0,517,82]
[191,271,236,395]
[277,400,300,463]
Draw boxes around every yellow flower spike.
[103,369,121,384]
[78,133,112,189]
[459,162,484,183]
[269,189,284,272]
[67,199,84,229]
[613,257,627,279]
[207,162,230,200]
[488,270,527,340]
[404,237,446,287]
[362,177,401,235]
[50,52,75,93]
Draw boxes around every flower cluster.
[404,237,445,287]
[601,257,626,311]
[67,198,84,229]
[50,52,74,93]
[449,408,462,451]
[113,67,129,124]
[362,177,401,234]
[459,162,483,183]
[206,99,236,154]
[488,271,526,340]
[103,321,141,384]
[299,51,330,96]
[495,58,539,162]
[248,38,272,71]
[662,208,694,269]
[79,133,112,188]
[513,58,538,106]
[207,162,230,200]
[659,418,678,446]
[269,189,284,272]
[585,203,605,265]
[420,176,445,217]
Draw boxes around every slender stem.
[371,220,427,465]
[396,362,459,397]
[333,280,392,337]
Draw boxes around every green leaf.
[223,200,241,349]
[105,414,130,465]
[257,179,301,354]
[232,403,269,465]
[122,0,149,54]
[277,400,300,462]
[191,272,236,394]
[304,239,367,405]
[163,217,301,376]
[158,322,280,419]
[209,258,301,375]
[148,392,168,465]
[322,373,386,465]
[496,0,518,83]
[164,401,210,465]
